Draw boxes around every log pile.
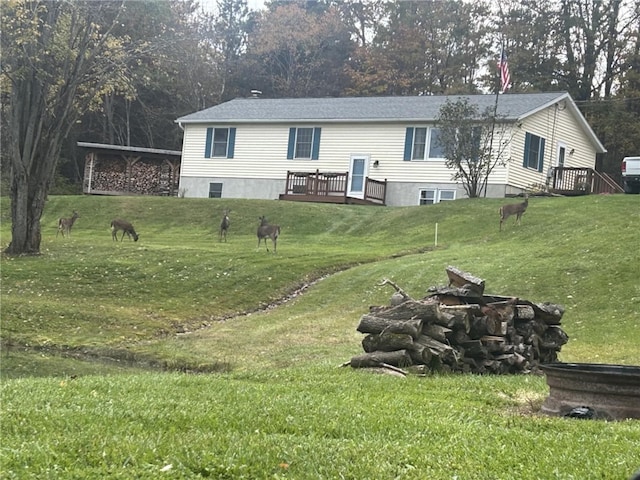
[131,160,163,194]
[349,267,568,375]
[90,158,179,196]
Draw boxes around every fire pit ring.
[540,363,640,420]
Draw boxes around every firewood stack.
[349,266,568,375]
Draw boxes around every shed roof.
[77,142,181,158]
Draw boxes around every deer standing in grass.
[257,216,280,253]
[111,219,139,242]
[219,209,230,242]
[57,211,80,238]
[499,194,528,231]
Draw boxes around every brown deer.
[257,216,280,253]
[57,211,80,238]
[219,209,230,242]
[499,194,529,231]
[110,219,139,242]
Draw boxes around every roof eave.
[77,142,182,157]
[515,93,606,154]
[175,117,520,125]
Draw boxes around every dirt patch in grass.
[498,388,547,416]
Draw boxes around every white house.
[175,92,606,206]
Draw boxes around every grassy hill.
[2,194,638,374]
[1,194,639,479]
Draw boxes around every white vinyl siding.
[179,102,597,198]
[181,123,456,183]
[506,105,597,190]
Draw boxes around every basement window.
[209,182,223,198]
[419,188,456,205]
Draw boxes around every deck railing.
[285,170,348,198]
[550,167,623,195]
[283,170,387,205]
[364,177,387,204]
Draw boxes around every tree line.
[1,0,639,254]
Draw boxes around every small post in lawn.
[435,223,438,247]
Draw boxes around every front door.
[348,155,369,198]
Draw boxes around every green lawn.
[1,194,639,479]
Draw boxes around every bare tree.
[436,98,513,198]
[247,3,354,97]
[558,0,639,100]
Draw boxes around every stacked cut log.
[349,267,568,375]
[131,160,172,195]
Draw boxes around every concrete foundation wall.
[180,176,515,205]
[179,177,285,200]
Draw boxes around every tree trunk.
[446,265,485,294]
[3,1,133,255]
[5,93,63,256]
[350,350,413,368]
[5,78,56,255]
[357,315,422,338]
[362,332,415,353]
[7,174,45,255]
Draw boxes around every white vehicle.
[622,156,640,194]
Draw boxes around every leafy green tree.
[1,1,133,254]
[436,98,512,198]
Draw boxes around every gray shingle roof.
[176,92,569,124]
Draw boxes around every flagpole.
[485,41,504,197]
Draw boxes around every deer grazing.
[257,216,280,253]
[219,209,230,242]
[499,193,529,231]
[57,211,80,238]
[110,219,139,242]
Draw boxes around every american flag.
[499,50,511,93]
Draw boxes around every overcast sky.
[199,0,266,13]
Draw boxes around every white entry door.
[348,155,369,198]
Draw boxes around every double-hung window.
[205,127,236,158]
[419,188,456,205]
[523,132,545,172]
[287,127,321,160]
[404,127,444,161]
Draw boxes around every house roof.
[176,92,568,123]
[175,92,606,153]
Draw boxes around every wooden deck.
[279,170,387,206]
[549,167,623,195]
